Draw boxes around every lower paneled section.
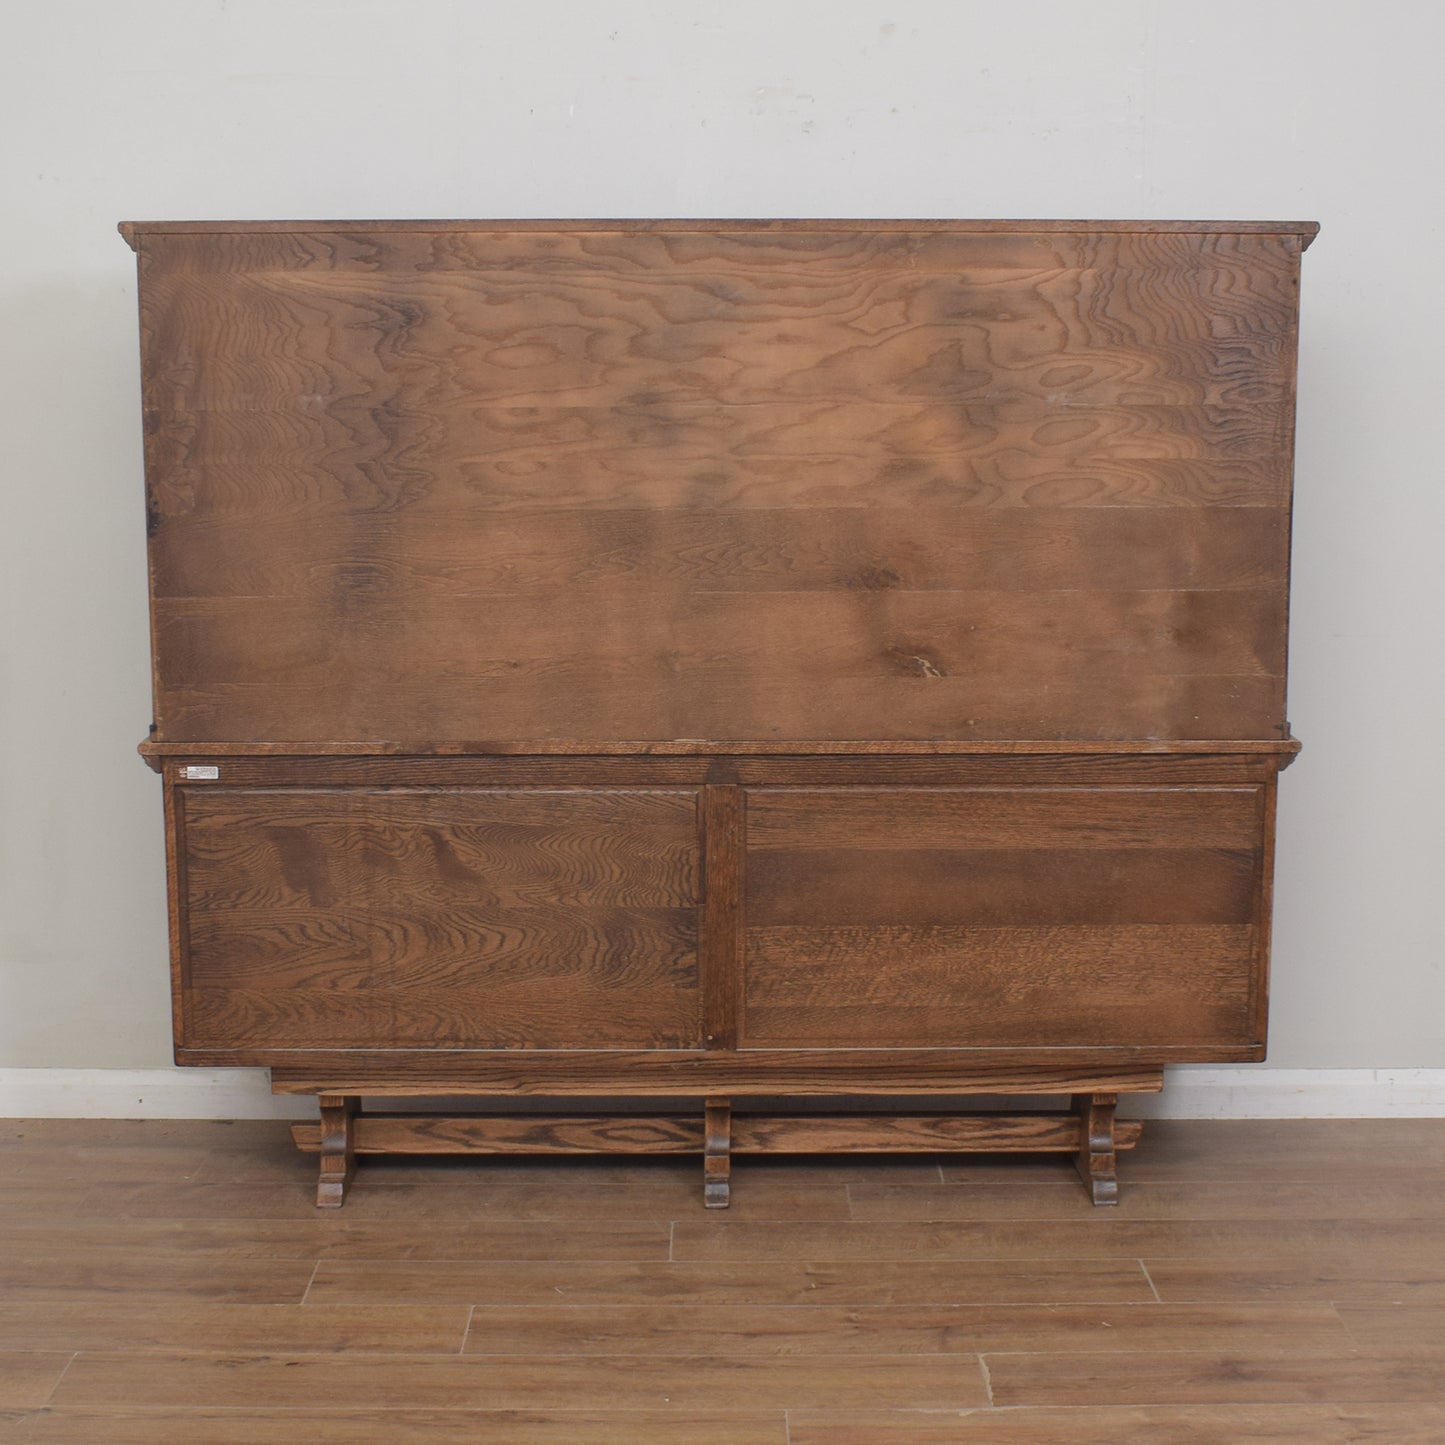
[165,760,1277,1071]
[742,786,1266,1051]
[177,786,703,1051]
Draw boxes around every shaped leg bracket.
[704,1095,732,1208]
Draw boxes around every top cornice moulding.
[117,217,1321,250]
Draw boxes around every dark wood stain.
[132,223,1305,747]
[122,219,1311,1206]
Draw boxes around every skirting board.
[0,1067,1443,1121]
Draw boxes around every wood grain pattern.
[1144,1259,1445,1305]
[49,1351,992,1412]
[148,504,1289,599]
[124,219,1308,1201]
[150,588,1287,744]
[730,1115,1143,1154]
[704,1096,732,1207]
[459,1301,1346,1357]
[141,245,1294,407]
[1075,1091,1121,1205]
[700,784,743,1050]
[743,785,1265,1052]
[316,1093,357,1208]
[739,945,1256,1049]
[844,1176,1445,1223]
[98,1176,850,1225]
[178,786,702,1052]
[38,1118,1445,1441]
[23,1408,791,1445]
[0,1216,671,1264]
[132,222,1303,745]
[296,1111,1147,1162]
[306,1258,1154,1308]
[0,1252,316,1305]
[1108,1117,1445,1183]
[0,1355,74,1411]
[1336,1305,1445,1354]
[748,846,1259,926]
[669,1216,1445,1266]
[261,1058,1170,1093]
[785,1405,1445,1444]
[145,406,1295,518]
[0,1303,470,1355]
[291,1115,705,1155]
[747,786,1262,849]
[985,1348,1445,1407]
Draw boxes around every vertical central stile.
[700,782,746,1052]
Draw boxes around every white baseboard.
[0,1066,1442,1120]
[0,1068,313,1120]
[1128,1067,1445,1119]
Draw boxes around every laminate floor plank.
[671,1215,1445,1262]
[0,1303,469,1355]
[101,1178,849,1222]
[0,1218,671,1262]
[309,1258,1154,1308]
[0,1254,316,1306]
[0,1354,74,1410]
[2,1144,300,1188]
[1115,1117,1445,1182]
[0,1119,306,1180]
[786,1403,1445,1443]
[18,1407,790,1443]
[1335,1304,1445,1351]
[49,1352,990,1411]
[0,1186,109,1220]
[926,1157,1082,1187]
[985,1347,1445,1406]
[1146,1258,1445,1305]
[848,1178,1445,1221]
[461,1301,1348,1356]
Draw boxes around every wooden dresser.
[121,219,1316,1206]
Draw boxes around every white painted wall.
[2,0,1441,1090]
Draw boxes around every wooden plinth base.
[291,1088,1147,1209]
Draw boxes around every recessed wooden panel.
[743,787,1265,1049]
[133,223,1302,746]
[178,788,702,1052]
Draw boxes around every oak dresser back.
[123,219,1316,1206]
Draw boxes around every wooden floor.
[1,1117,1444,1441]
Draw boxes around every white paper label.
[181,765,220,780]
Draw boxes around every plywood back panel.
[130,221,1308,746]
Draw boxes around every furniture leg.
[1073,1091,1120,1206]
[704,1095,731,1208]
[317,1094,358,1208]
